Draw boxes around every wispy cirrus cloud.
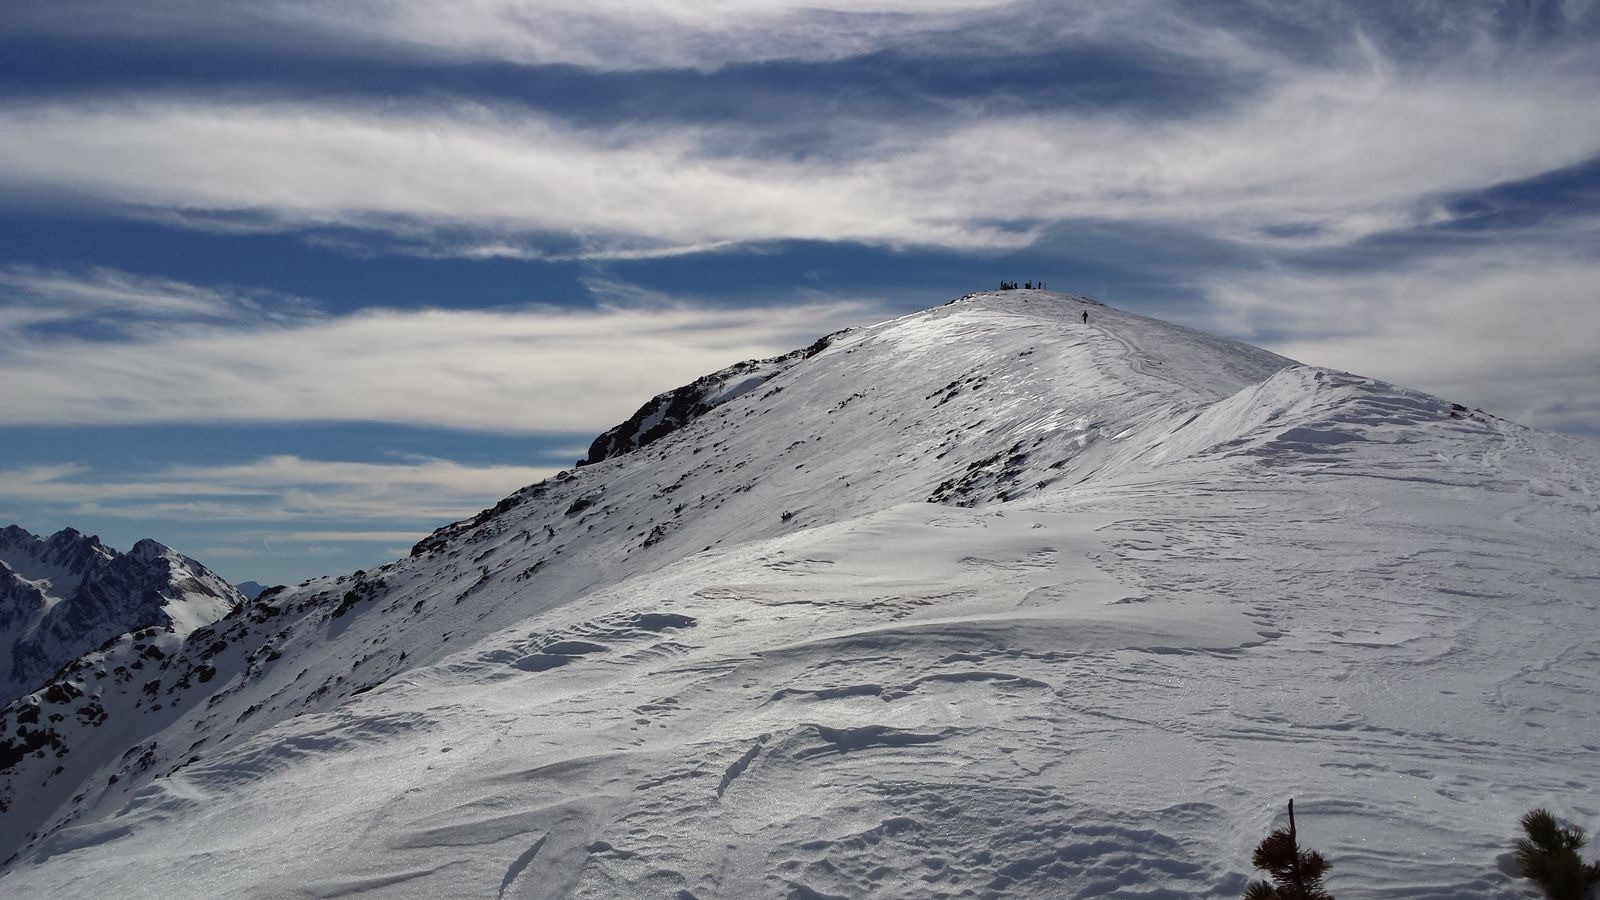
[0,455,559,523]
[0,98,1038,256]
[2,57,1597,260]
[4,0,1055,72]
[0,265,318,335]
[0,456,555,581]
[1190,243,1600,437]
[17,1,1592,78]
[4,1,1597,262]
[0,267,883,432]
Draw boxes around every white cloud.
[25,0,1555,81]
[0,266,317,335]
[0,98,1036,255]
[1,51,1595,258]
[887,63,1600,248]
[285,0,1018,70]
[1189,247,1600,436]
[0,268,883,432]
[0,455,560,523]
[7,0,1029,72]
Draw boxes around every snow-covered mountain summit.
[2,290,1597,898]
[0,526,242,707]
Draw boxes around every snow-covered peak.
[124,538,172,562]
[2,290,1596,898]
[0,526,116,601]
[0,527,243,707]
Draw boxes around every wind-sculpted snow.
[2,291,1597,898]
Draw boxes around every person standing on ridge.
[1082,310,1089,324]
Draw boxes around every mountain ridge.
[578,330,846,467]
[2,290,1596,897]
[0,527,243,709]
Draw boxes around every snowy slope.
[2,290,1597,898]
[0,527,243,706]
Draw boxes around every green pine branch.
[1517,809,1600,900]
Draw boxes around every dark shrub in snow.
[1516,808,1600,900]
[1244,799,1332,900]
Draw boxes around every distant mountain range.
[0,526,242,707]
[234,581,270,601]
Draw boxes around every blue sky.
[2,0,1598,586]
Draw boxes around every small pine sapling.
[1244,799,1333,900]
[1515,808,1600,900]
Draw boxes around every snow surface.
[2,290,1598,898]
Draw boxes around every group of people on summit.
[993,279,1089,322]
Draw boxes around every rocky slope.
[578,331,842,466]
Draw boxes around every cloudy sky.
[2,0,1597,586]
